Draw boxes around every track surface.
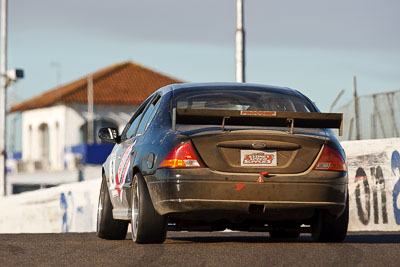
[1,232,400,266]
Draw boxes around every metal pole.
[353,76,361,140]
[0,0,7,196]
[329,89,345,112]
[9,83,14,152]
[370,113,376,139]
[348,118,354,140]
[87,76,94,144]
[386,93,399,137]
[373,94,386,138]
[235,0,245,83]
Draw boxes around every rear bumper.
[145,168,347,220]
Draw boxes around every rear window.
[174,89,316,112]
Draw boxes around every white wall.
[20,103,136,172]
[22,105,67,170]
[342,138,400,231]
[64,104,86,148]
[0,179,100,233]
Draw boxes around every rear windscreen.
[173,89,317,112]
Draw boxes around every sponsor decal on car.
[235,184,246,191]
[115,140,136,200]
[240,150,277,167]
[240,111,276,116]
[109,153,116,184]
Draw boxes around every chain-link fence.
[333,89,400,141]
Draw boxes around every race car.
[97,82,348,243]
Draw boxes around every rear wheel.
[131,172,167,244]
[311,193,349,242]
[97,175,129,240]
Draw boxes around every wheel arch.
[131,165,142,181]
[130,165,162,215]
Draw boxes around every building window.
[38,123,50,163]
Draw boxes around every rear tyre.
[131,172,167,244]
[97,175,129,240]
[311,193,349,242]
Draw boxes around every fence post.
[353,76,361,140]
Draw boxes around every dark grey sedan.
[96,83,348,243]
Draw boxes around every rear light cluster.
[159,141,204,168]
[314,145,346,171]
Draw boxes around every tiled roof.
[10,61,182,112]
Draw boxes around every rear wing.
[172,108,343,136]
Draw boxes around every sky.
[5,0,400,112]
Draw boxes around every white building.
[8,61,181,194]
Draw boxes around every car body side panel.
[104,89,175,216]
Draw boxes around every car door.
[109,96,154,206]
[122,94,162,178]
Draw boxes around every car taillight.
[313,145,346,171]
[159,141,204,168]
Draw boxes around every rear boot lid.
[175,109,342,174]
[189,129,325,174]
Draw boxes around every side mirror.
[98,127,119,143]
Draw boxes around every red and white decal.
[240,111,276,116]
[240,150,277,167]
[115,140,136,200]
[235,184,246,191]
[109,153,116,185]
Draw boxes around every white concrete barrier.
[0,138,399,233]
[0,179,100,233]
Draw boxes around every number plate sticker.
[240,150,277,167]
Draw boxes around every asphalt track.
[1,231,400,266]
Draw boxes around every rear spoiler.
[172,108,343,136]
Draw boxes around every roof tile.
[10,61,182,112]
